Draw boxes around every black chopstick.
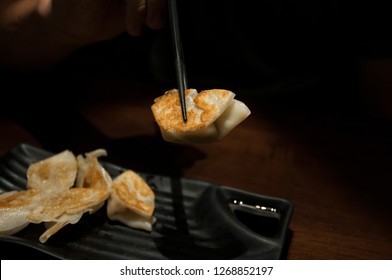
[168,0,188,122]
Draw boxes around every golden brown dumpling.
[151,89,251,144]
[107,170,156,231]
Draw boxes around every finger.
[125,0,147,36]
[145,0,167,30]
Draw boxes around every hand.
[43,0,167,43]
[0,0,167,69]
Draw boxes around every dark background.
[2,0,391,109]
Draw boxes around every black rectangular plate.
[0,143,293,259]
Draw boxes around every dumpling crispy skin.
[151,88,251,143]
[38,220,78,244]
[152,89,234,132]
[0,189,40,235]
[29,187,109,243]
[107,170,156,231]
[28,188,109,223]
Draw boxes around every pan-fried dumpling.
[25,149,111,243]
[29,149,112,243]
[107,170,156,231]
[1,147,156,242]
[26,149,77,193]
[0,149,78,236]
[0,189,40,235]
[151,88,251,144]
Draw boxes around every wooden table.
[1,73,392,260]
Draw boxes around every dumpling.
[29,149,112,243]
[26,149,77,193]
[0,149,78,237]
[151,88,251,144]
[107,170,156,231]
[1,147,155,242]
[25,148,111,243]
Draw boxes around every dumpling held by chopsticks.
[151,89,251,144]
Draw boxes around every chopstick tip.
[182,111,187,123]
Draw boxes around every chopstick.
[168,0,188,122]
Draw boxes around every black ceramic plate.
[0,143,293,260]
